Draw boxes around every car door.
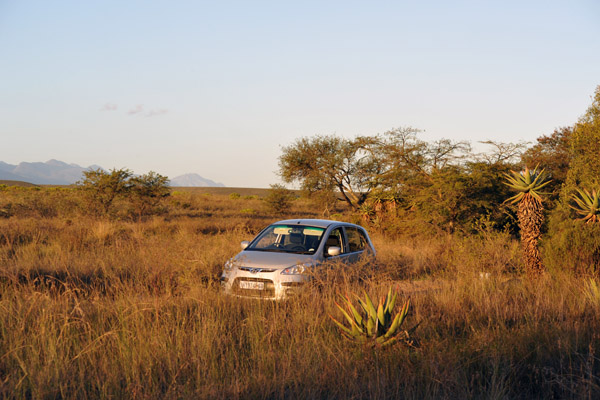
[322,226,353,263]
[343,226,371,263]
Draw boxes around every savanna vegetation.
[1,86,600,399]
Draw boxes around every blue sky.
[1,1,599,187]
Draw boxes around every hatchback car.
[220,219,376,299]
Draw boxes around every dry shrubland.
[1,186,599,399]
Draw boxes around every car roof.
[273,219,357,229]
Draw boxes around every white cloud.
[146,109,168,117]
[128,104,144,115]
[101,103,118,111]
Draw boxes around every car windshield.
[246,225,326,255]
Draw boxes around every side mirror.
[241,241,250,250]
[327,246,341,257]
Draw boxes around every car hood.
[233,250,316,269]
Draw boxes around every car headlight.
[223,259,234,272]
[281,264,307,275]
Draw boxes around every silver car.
[220,219,376,299]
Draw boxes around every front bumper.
[220,269,307,300]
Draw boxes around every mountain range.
[0,160,224,187]
[168,173,224,187]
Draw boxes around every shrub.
[544,207,600,275]
[77,168,132,215]
[129,171,170,219]
[263,184,295,214]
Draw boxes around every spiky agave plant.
[330,287,411,346]
[504,166,551,276]
[570,188,600,224]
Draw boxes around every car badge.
[249,268,260,274]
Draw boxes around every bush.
[263,184,296,214]
[77,169,170,219]
[544,207,600,275]
[78,168,132,215]
[129,171,170,219]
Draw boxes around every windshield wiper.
[247,248,286,253]
[247,248,313,255]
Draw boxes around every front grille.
[232,277,275,298]
[239,267,276,273]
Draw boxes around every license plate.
[239,281,264,290]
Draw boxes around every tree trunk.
[518,196,545,276]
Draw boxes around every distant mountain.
[169,173,225,187]
[0,159,92,185]
[0,160,224,187]
[0,162,25,181]
[11,159,89,185]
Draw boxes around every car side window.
[324,228,344,256]
[346,227,367,253]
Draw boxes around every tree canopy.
[278,135,381,209]
[564,85,600,194]
[521,127,572,199]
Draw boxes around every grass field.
[1,187,599,399]
[173,186,275,197]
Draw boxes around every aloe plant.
[330,287,411,346]
[504,166,550,205]
[504,166,551,276]
[570,188,600,224]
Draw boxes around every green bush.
[544,207,600,275]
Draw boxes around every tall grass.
[1,188,599,398]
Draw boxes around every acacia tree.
[278,128,472,211]
[278,135,382,209]
[373,128,476,231]
[479,140,528,166]
[373,127,471,194]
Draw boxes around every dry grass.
[1,188,599,399]
[173,186,276,197]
